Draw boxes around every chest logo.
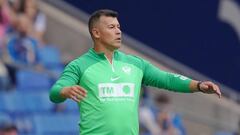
[111,76,120,81]
[122,66,131,74]
[98,83,135,98]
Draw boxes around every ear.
[92,27,100,39]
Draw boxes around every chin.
[112,43,121,49]
[115,45,121,49]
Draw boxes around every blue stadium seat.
[38,46,64,81]
[2,91,26,113]
[14,115,34,134]
[64,99,79,112]
[0,113,33,135]
[0,112,11,123]
[33,114,79,135]
[22,92,54,112]
[0,92,6,111]
[2,91,53,113]
[38,46,63,68]
[16,70,51,91]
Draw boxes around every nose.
[116,27,121,35]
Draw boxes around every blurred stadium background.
[0,0,240,135]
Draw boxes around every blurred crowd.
[139,88,187,135]
[139,88,240,135]
[0,0,62,91]
[0,1,66,134]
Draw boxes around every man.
[49,9,221,135]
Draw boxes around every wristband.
[197,81,203,92]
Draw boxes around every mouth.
[115,38,121,41]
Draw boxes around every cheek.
[102,28,114,35]
[101,31,114,40]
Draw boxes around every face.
[11,0,21,12]
[92,16,122,50]
[25,0,37,20]
[25,6,37,20]
[17,15,31,36]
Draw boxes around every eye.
[108,25,114,29]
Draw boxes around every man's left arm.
[142,61,221,98]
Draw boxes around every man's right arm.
[49,61,86,103]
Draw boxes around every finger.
[203,81,216,90]
[216,89,222,98]
[204,81,214,86]
[212,84,218,91]
[76,94,85,101]
[70,95,80,102]
[200,83,209,91]
[70,90,85,101]
[72,86,87,97]
[216,85,222,98]
[76,86,87,94]
[214,85,221,98]
[212,89,221,98]
[200,83,216,94]
[207,83,222,98]
[209,83,221,98]
[74,86,87,96]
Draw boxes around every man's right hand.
[60,85,87,102]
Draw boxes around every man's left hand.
[198,81,222,98]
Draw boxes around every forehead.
[98,16,119,26]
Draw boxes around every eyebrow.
[107,24,120,27]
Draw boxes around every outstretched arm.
[142,60,221,98]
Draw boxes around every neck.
[93,43,116,64]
